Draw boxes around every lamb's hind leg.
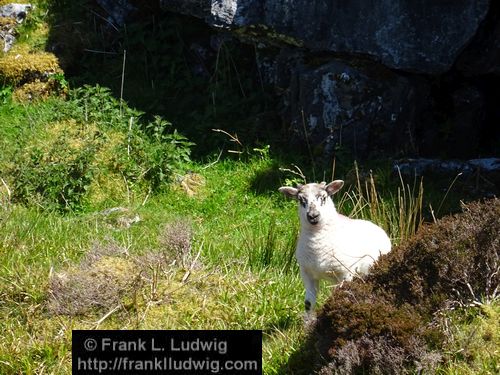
[300,267,318,312]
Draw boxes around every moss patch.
[0,44,61,85]
[0,16,16,28]
[438,302,500,374]
[12,78,66,102]
[0,0,31,5]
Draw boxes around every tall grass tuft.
[338,162,424,245]
[243,218,298,273]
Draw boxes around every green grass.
[437,301,500,374]
[2,143,416,374]
[0,124,494,373]
[0,156,312,374]
[1,1,497,372]
[0,146,474,374]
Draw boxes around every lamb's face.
[279,180,345,226]
[296,184,330,225]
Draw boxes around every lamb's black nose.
[307,213,319,224]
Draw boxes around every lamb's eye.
[318,195,327,205]
[298,196,307,208]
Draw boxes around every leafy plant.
[68,84,143,127]
[0,85,12,104]
[112,115,194,192]
[3,85,194,211]
[8,121,100,212]
[49,72,69,92]
[142,116,194,188]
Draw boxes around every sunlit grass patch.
[437,300,500,374]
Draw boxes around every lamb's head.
[279,180,344,226]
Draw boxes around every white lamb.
[279,180,391,314]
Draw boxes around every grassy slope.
[0,119,324,373]
[2,104,497,373]
[0,2,498,374]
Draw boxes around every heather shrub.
[159,219,197,269]
[47,217,197,316]
[47,241,136,316]
[318,335,441,375]
[314,282,441,374]
[370,198,499,307]
[297,199,499,374]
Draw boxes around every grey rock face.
[163,0,490,74]
[96,0,136,27]
[395,158,500,176]
[0,3,32,21]
[161,0,211,19]
[449,87,486,157]
[416,85,489,158]
[160,1,499,159]
[288,59,419,158]
[0,3,32,53]
[394,158,500,195]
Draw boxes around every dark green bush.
[5,85,193,211]
[8,120,100,211]
[124,116,193,191]
[67,85,143,128]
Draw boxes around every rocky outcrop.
[157,2,500,160]
[163,0,490,74]
[457,1,500,76]
[0,3,31,52]
[96,0,135,27]
[0,3,31,21]
[394,158,500,196]
[287,59,420,158]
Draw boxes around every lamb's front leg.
[300,267,318,312]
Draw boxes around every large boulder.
[286,58,422,158]
[162,0,490,74]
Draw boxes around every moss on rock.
[12,78,66,102]
[0,15,16,28]
[0,44,61,85]
[0,0,31,5]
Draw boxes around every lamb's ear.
[325,180,344,196]
[278,186,299,199]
